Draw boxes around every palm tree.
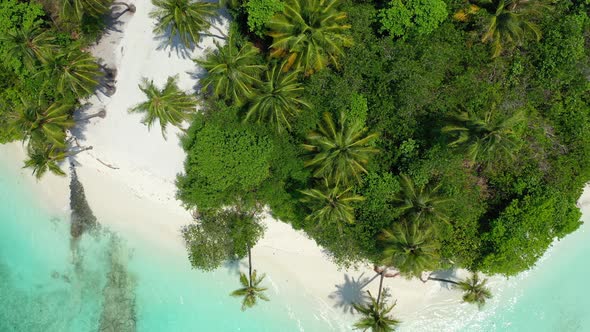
[40,47,102,99]
[60,0,112,23]
[267,0,353,75]
[0,26,56,69]
[150,0,220,49]
[378,221,440,279]
[442,108,525,162]
[353,291,401,332]
[300,179,364,228]
[463,0,550,57]
[427,273,492,309]
[303,112,379,185]
[245,63,310,132]
[196,37,265,106]
[392,174,451,225]
[12,100,75,148]
[457,273,492,309]
[23,143,92,180]
[129,76,198,139]
[230,243,269,311]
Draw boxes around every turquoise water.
[0,161,341,332]
[1,157,589,332]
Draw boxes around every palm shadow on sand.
[329,272,378,314]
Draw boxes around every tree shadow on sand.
[329,272,379,314]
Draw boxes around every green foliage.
[267,0,353,75]
[353,290,401,331]
[230,270,270,311]
[379,0,447,38]
[245,0,284,37]
[478,190,582,276]
[129,76,198,138]
[150,0,218,49]
[457,273,492,309]
[300,179,364,228]
[182,209,264,271]
[177,108,275,210]
[196,37,265,106]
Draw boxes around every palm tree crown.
[267,0,353,75]
[353,290,401,332]
[60,0,112,23]
[230,270,270,311]
[303,112,379,185]
[196,37,265,106]
[379,222,440,278]
[130,76,198,139]
[442,108,525,162]
[23,144,68,180]
[40,47,102,99]
[471,0,550,57]
[393,174,451,225]
[150,0,218,49]
[12,100,75,148]
[245,63,309,133]
[0,25,56,70]
[300,179,364,228]
[457,273,492,309]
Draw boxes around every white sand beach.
[2,1,588,330]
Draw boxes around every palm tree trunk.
[376,272,385,304]
[111,2,136,19]
[248,244,253,288]
[427,276,459,285]
[209,24,228,39]
[78,110,106,122]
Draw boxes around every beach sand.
[2,1,588,330]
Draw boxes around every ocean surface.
[1,158,589,332]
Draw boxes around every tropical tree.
[378,221,440,278]
[12,100,75,148]
[40,47,102,99]
[60,0,112,23]
[0,25,56,69]
[245,63,309,132]
[427,273,492,309]
[457,0,550,57]
[196,37,265,106]
[23,143,92,180]
[442,108,525,162]
[150,0,220,49]
[353,290,401,332]
[267,0,353,75]
[300,179,364,228]
[231,269,269,311]
[129,76,198,138]
[392,174,451,225]
[303,112,379,185]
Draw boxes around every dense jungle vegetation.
[1,0,589,322]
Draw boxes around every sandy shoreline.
[2,1,589,330]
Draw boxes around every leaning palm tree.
[353,290,401,332]
[300,179,364,228]
[303,112,379,185]
[379,221,440,279]
[442,108,525,162]
[60,0,112,23]
[150,0,219,49]
[40,47,102,99]
[0,26,56,69]
[457,273,492,309]
[129,76,198,139]
[392,174,451,225]
[23,143,92,180]
[461,0,550,57]
[245,63,309,132]
[231,270,269,311]
[196,37,265,106]
[426,273,492,309]
[267,0,353,75]
[12,100,75,148]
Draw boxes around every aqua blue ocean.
[1,158,589,332]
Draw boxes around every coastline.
[1,1,588,330]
